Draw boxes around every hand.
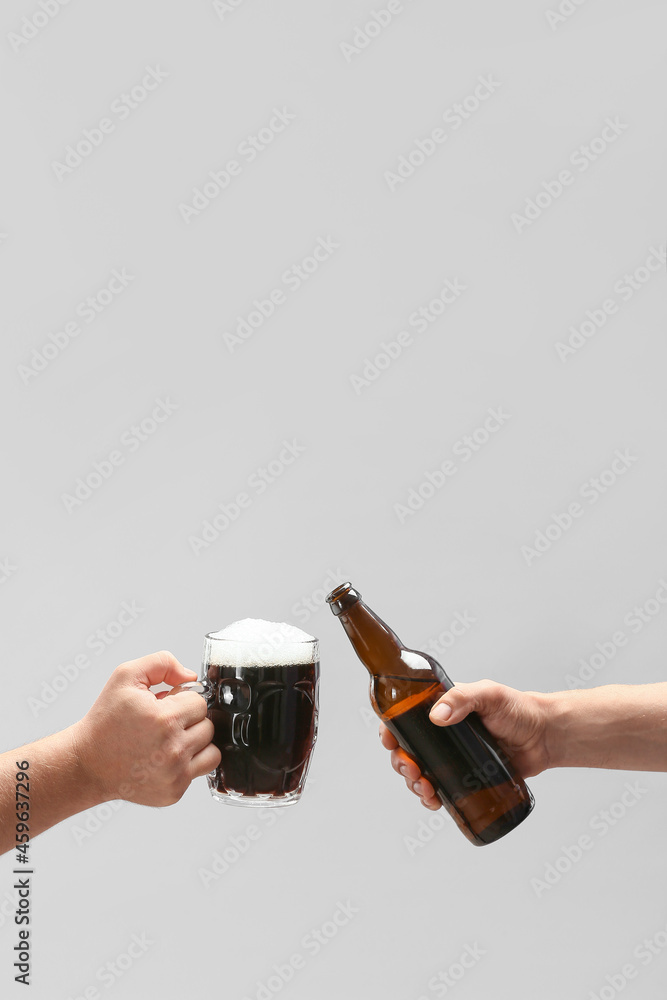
[379,680,551,810]
[72,651,222,807]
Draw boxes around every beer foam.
[206,618,317,667]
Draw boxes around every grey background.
[2,1,667,997]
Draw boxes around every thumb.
[126,651,197,690]
[429,680,506,726]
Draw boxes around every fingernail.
[430,703,452,723]
[414,781,424,795]
[399,765,409,778]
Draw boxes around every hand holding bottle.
[379,681,551,811]
[327,583,534,844]
[380,680,667,810]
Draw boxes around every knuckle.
[113,662,134,682]
[162,707,185,735]
[118,689,146,720]
[115,687,134,708]
[478,679,508,706]
[447,687,466,702]
[164,737,187,766]
[152,649,177,672]
[194,699,209,722]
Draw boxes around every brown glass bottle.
[327,582,534,846]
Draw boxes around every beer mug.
[173,623,319,808]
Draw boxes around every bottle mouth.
[326,582,359,616]
[326,582,352,604]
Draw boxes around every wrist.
[69,719,112,806]
[538,690,577,770]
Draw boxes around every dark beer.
[327,582,534,845]
[205,660,319,800]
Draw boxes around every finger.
[189,741,222,779]
[429,680,509,726]
[390,748,421,782]
[182,717,216,755]
[413,776,436,801]
[123,651,197,690]
[162,693,209,729]
[379,724,399,750]
[411,775,440,809]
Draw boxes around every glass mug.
[173,631,319,807]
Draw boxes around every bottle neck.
[335,594,405,675]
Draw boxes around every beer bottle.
[326,582,534,845]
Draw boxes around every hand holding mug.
[75,651,221,806]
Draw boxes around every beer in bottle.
[327,582,534,845]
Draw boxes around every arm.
[0,651,221,856]
[381,681,667,810]
[0,726,101,855]
[540,682,667,772]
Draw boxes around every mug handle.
[168,679,215,706]
[168,680,217,779]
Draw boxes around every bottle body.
[328,583,534,846]
[374,663,532,846]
